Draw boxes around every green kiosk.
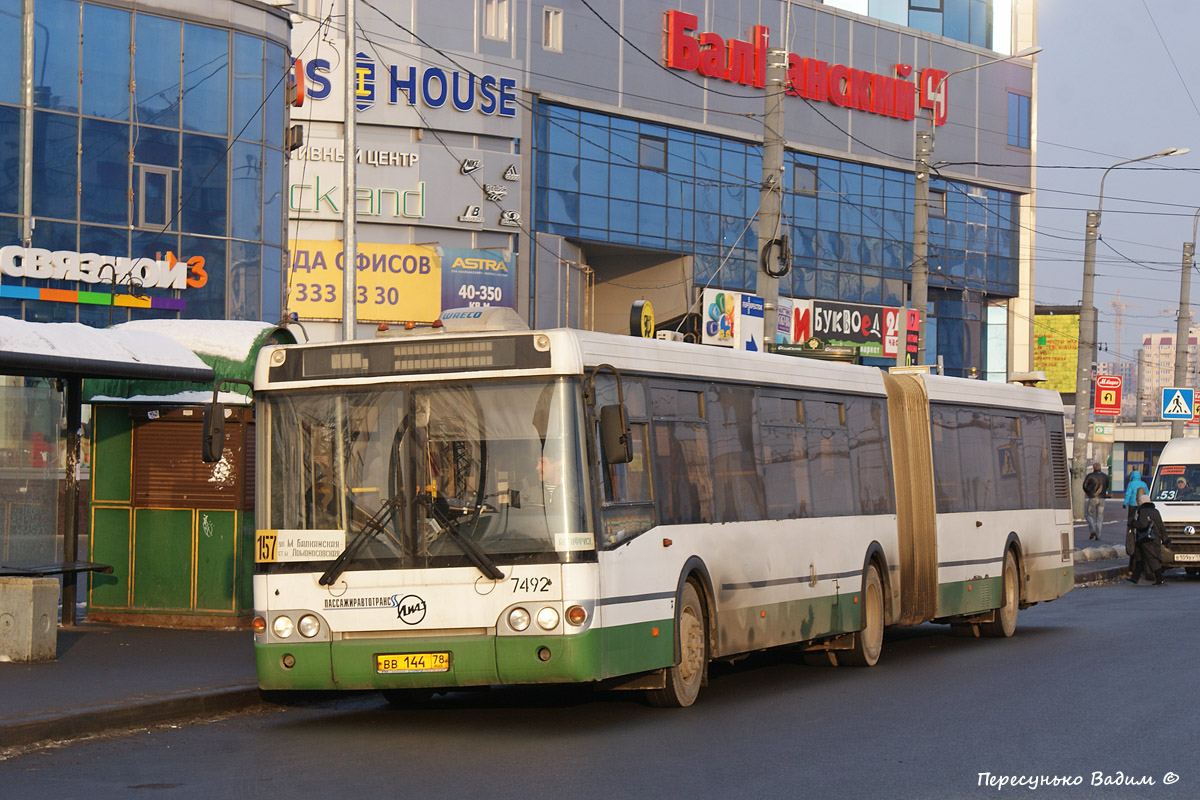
[85,321,295,628]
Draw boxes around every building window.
[638,135,666,171]
[483,0,509,42]
[543,7,563,52]
[929,188,946,218]
[794,164,817,196]
[137,165,175,228]
[1007,91,1031,149]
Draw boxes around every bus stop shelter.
[0,318,214,629]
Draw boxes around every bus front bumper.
[255,630,609,691]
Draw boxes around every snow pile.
[0,317,208,370]
[113,319,276,362]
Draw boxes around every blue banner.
[440,248,516,312]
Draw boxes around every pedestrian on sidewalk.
[1123,469,1148,532]
[1127,490,1166,586]
[1083,463,1110,540]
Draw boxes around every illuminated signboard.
[265,336,551,383]
[1032,314,1079,394]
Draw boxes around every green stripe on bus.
[719,592,857,653]
[937,575,1003,618]
[255,620,676,691]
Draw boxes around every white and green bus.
[213,310,1073,707]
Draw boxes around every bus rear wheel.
[981,550,1019,638]
[841,563,884,667]
[647,581,707,708]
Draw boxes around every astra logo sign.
[664,10,949,125]
[303,53,518,118]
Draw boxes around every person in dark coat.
[1127,491,1166,586]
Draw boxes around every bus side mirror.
[201,403,226,463]
[599,405,632,464]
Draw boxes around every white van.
[1146,438,1200,575]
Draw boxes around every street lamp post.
[909,46,1042,367]
[1070,148,1189,518]
[1169,208,1200,439]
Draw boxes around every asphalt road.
[3,578,1197,800]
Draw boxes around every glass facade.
[533,102,1021,377]
[0,0,287,326]
[836,0,1002,50]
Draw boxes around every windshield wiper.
[319,495,404,586]
[419,492,505,581]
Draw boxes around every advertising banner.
[440,248,516,311]
[739,294,765,351]
[287,240,441,322]
[790,299,902,357]
[701,288,739,347]
[1033,314,1079,394]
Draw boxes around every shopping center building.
[0,0,292,326]
[0,0,1040,379]
[289,0,1038,378]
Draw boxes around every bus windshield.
[262,378,593,572]
[1151,464,1200,502]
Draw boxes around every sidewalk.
[0,623,261,751]
[0,546,1130,752]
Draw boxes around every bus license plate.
[376,653,450,674]
[1175,553,1200,562]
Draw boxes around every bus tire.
[647,581,707,708]
[981,550,1019,638]
[841,563,884,667]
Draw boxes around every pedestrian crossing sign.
[1161,387,1195,420]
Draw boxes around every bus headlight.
[566,605,588,626]
[272,615,294,638]
[536,607,560,631]
[508,607,531,631]
[298,614,321,638]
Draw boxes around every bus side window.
[804,398,853,517]
[758,393,810,519]
[649,384,712,525]
[601,422,650,503]
[931,405,964,513]
[1019,413,1050,508]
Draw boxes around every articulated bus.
[221,311,1073,707]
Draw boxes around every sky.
[1035,0,1200,369]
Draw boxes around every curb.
[0,685,263,750]
[1074,564,1127,587]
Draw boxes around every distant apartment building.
[1138,328,1200,418]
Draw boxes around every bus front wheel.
[647,581,707,708]
[980,550,1019,638]
[841,563,884,667]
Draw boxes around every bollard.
[0,577,59,662]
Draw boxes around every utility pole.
[756,47,787,348]
[342,0,358,340]
[1171,213,1200,437]
[911,130,932,366]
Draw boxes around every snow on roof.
[88,390,253,406]
[113,319,277,362]
[0,317,210,372]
